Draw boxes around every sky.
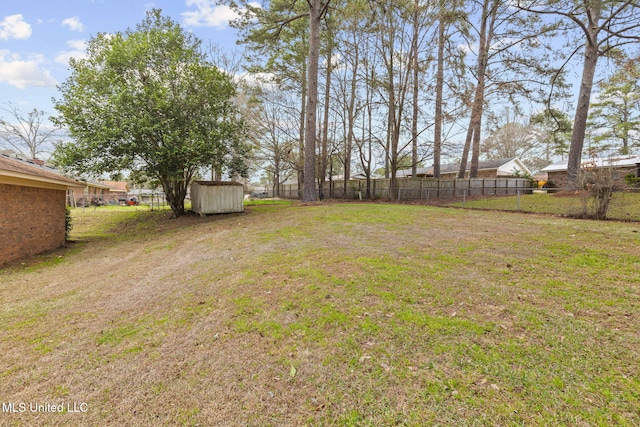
[0,0,243,117]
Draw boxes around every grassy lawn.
[1,202,639,426]
[450,191,640,222]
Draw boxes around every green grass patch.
[451,191,640,221]
[244,199,293,206]
[1,202,639,426]
[69,207,153,240]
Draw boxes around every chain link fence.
[276,178,533,201]
[272,176,640,221]
[67,192,170,211]
[448,188,640,222]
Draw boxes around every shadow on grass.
[70,200,299,242]
[70,207,252,243]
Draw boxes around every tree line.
[234,0,640,201]
[2,2,638,215]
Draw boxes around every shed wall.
[0,183,66,265]
[191,183,244,215]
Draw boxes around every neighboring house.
[100,181,129,204]
[396,158,532,179]
[329,173,369,181]
[129,188,166,205]
[68,181,112,207]
[541,155,640,188]
[0,153,83,265]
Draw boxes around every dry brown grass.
[1,202,639,426]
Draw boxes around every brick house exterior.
[0,154,83,266]
[396,158,532,178]
[541,155,640,188]
[100,181,129,204]
[67,181,112,207]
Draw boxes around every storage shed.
[190,181,244,215]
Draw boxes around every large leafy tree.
[52,10,247,217]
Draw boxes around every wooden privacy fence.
[275,178,534,200]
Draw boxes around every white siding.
[497,159,529,176]
[191,182,244,215]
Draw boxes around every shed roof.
[192,180,244,186]
[0,154,83,188]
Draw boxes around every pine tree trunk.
[298,61,307,198]
[567,41,599,183]
[344,37,358,197]
[303,1,321,202]
[458,0,493,179]
[320,46,332,200]
[273,155,281,197]
[433,18,445,178]
[567,2,601,184]
[411,1,420,178]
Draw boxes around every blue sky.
[1,0,242,116]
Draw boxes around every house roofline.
[0,154,84,189]
[541,155,640,173]
[0,169,84,189]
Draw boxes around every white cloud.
[235,71,275,88]
[55,39,88,65]
[62,17,84,32]
[0,50,57,89]
[183,0,260,29]
[0,14,32,40]
[67,39,87,50]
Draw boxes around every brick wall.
[0,183,67,265]
[547,171,568,188]
[547,166,637,189]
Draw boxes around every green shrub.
[65,206,73,239]
[624,174,640,187]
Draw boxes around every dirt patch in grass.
[1,202,639,426]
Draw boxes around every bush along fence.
[449,187,640,222]
[275,178,535,201]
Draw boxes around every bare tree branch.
[0,103,61,160]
